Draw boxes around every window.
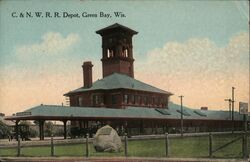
[107,49,114,58]
[152,97,155,105]
[157,97,161,106]
[176,109,191,116]
[78,97,83,106]
[112,95,117,104]
[131,95,135,104]
[122,48,128,57]
[135,95,138,104]
[99,95,103,105]
[144,96,148,105]
[194,110,207,117]
[155,108,171,115]
[122,47,128,58]
[124,49,128,57]
[93,95,99,105]
[124,94,128,104]
[137,96,141,105]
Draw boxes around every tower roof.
[96,23,138,35]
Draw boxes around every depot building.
[5,23,247,140]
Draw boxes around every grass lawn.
[0,134,247,158]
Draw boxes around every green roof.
[5,102,246,121]
[65,73,173,95]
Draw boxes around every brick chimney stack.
[82,61,93,88]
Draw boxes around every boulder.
[93,125,122,152]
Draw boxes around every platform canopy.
[4,102,245,121]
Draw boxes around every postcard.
[0,0,249,161]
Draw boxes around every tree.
[19,120,38,138]
[0,120,11,139]
[44,121,54,137]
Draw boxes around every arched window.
[107,49,110,58]
[122,47,128,57]
[107,49,114,58]
[124,49,128,57]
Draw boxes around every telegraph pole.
[179,95,184,137]
[232,87,235,133]
[224,99,232,120]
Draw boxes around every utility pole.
[224,99,232,120]
[232,87,235,133]
[179,95,184,137]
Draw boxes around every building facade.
[65,23,172,110]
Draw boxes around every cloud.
[144,32,248,75]
[136,32,249,110]
[16,32,80,56]
[1,32,248,115]
[0,57,102,115]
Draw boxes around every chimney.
[201,107,208,111]
[82,61,93,88]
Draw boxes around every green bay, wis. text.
[11,11,126,19]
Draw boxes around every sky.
[0,0,249,115]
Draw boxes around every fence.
[0,131,248,159]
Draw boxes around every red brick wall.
[69,89,170,109]
[102,59,134,78]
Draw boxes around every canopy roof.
[65,73,173,96]
[5,103,245,121]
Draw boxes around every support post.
[229,100,231,120]
[63,120,67,139]
[51,135,54,156]
[85,133,89,157]
[232,87,235,133]
[224,99,232,120]
[17,135,21,157]
[209,133,212,158]
[15,120,19,141]
[165,133,169,157]
[39,120,45,140]
[125,133,128,157]
[39,121,41,140]
[179,95,184,137]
